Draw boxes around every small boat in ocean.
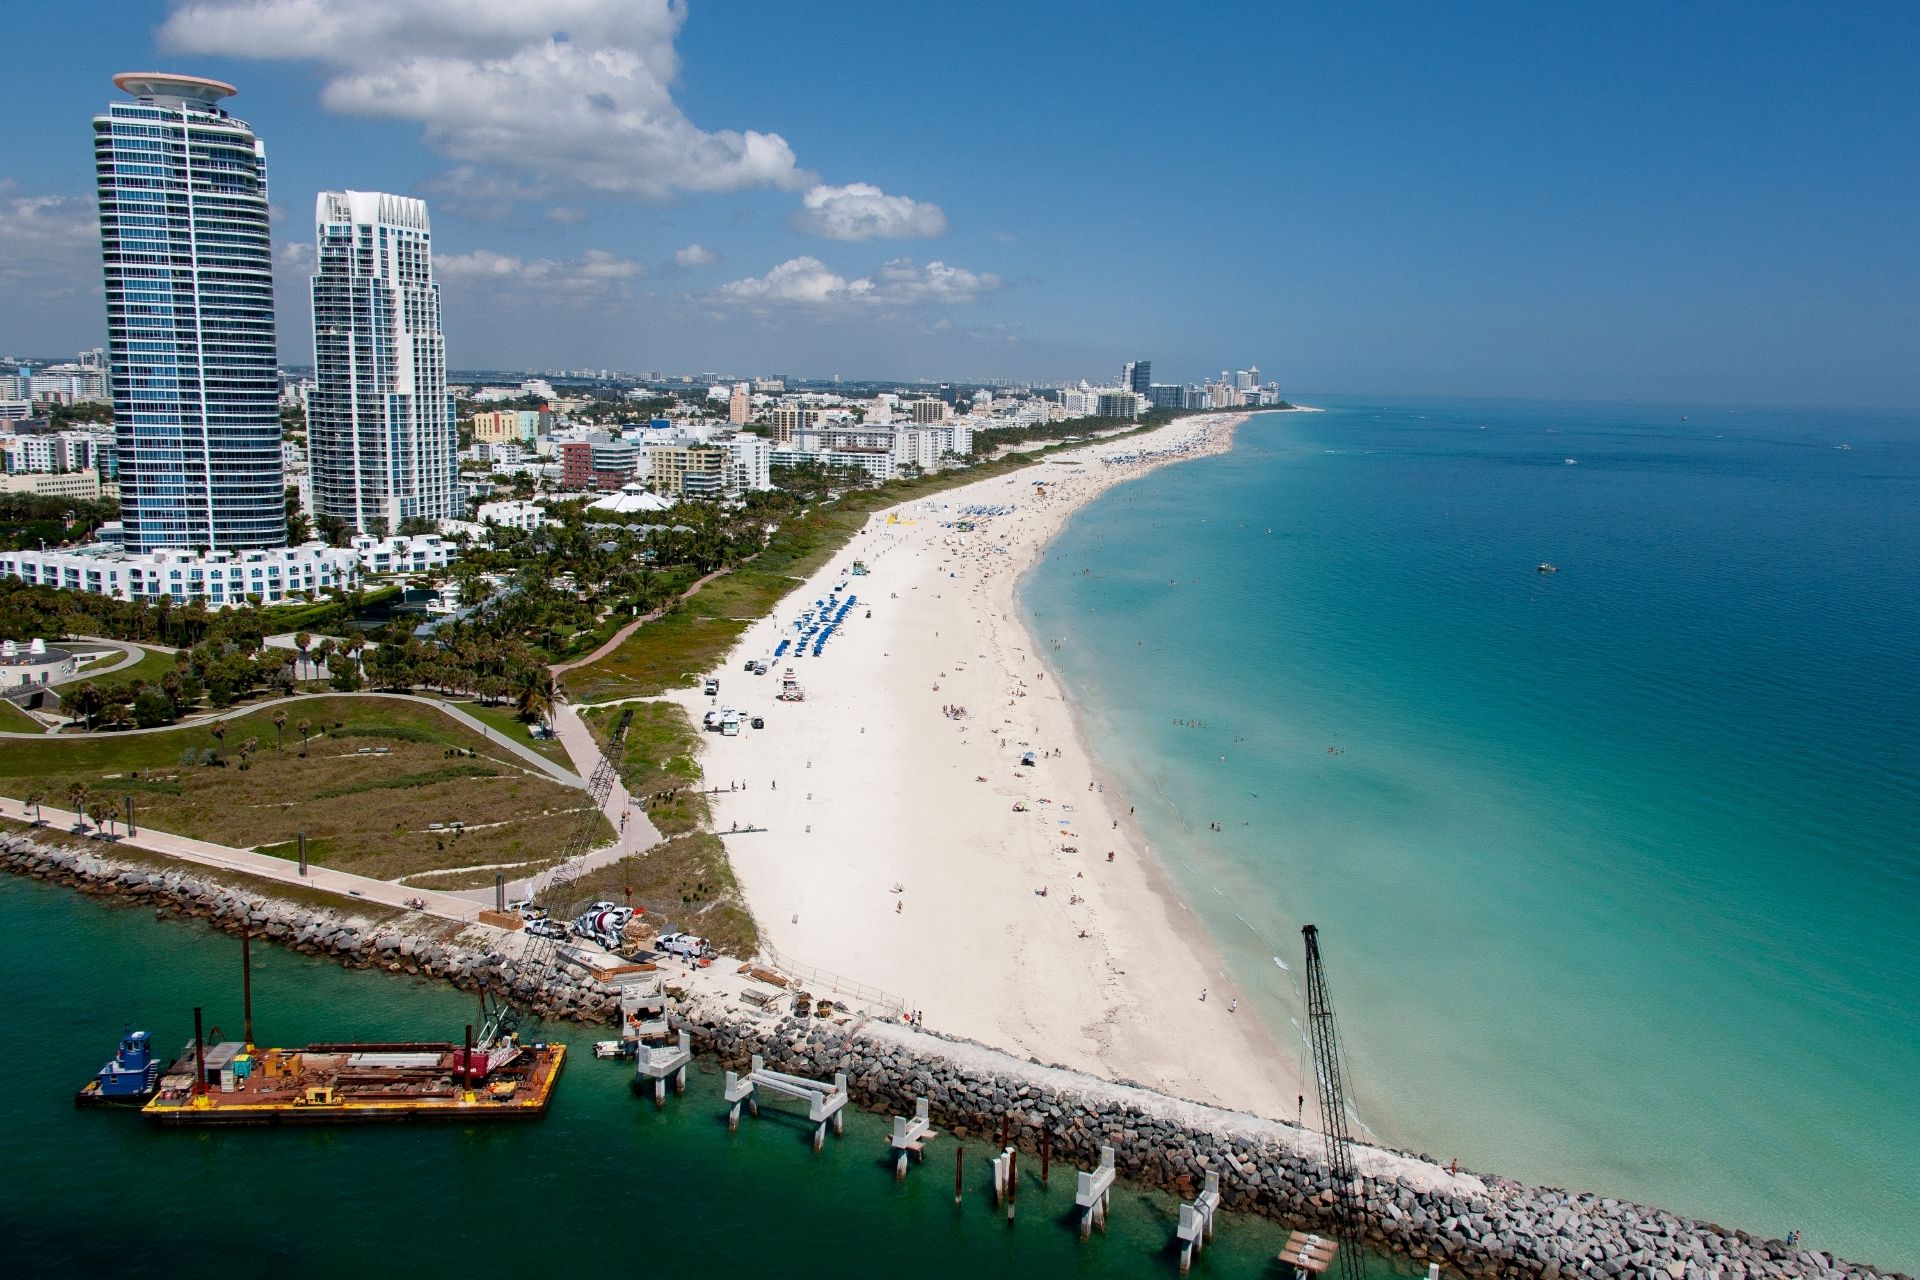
[1563,458,1578,465]
[75,1029,162,1108]
[1537,563,1560,574]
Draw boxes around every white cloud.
[544,207,590,225]
[437,246,646,302]
[674,243,720,268]
[0,181,97,295]
[870,257,999,303]
[160,0,812,203]
[791,182,947,241]
[716,255,998,310]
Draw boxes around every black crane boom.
[1302,923,1367,1280]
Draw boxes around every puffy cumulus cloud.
[0,181,97,292]
[716,255,998,310]
[717,256,867,306]
[673,243,720,268]
[791,182,947,241]
[159,0,811,202]
[870,257,999,303]
[437,246,647,302]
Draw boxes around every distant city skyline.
[3,1,1917,405]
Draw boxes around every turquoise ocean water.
[0,873,1429,1278]
[1022,399,1919,1271]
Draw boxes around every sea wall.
[3,829,1897,1280]
[0,830,624,1022]
[676,997,1900,1280]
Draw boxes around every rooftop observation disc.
[112,72,237,106]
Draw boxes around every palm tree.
[67,681,103,731]
[238,738,258,771]
[312,638,335,677]
[515,668,557,727]
[67,782,90,830]
[88,801,115,838]
[272,710,287,749]
[293,631,312,679]
[23,786,46,825]
[208,721,226,760]
[297,717,312,756]
[99,700,131,730]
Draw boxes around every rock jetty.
[675,997,1901,1280]
[2,829,1901,1280]
[0,830,623,1023]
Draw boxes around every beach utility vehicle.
[720,710,741,737]
[751,716,765,730]
[655,932,709,959]
[704,678,720,696]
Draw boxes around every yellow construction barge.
[142,1038,566,1127]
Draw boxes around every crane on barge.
[480,706,635,1046]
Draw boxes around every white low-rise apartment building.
[474,499,549,531]
[348,532,454,575]
[0,543,360,607]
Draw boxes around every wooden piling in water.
[954,1146,964,1207]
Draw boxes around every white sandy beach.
[659,414,1307,1118]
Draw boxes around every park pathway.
[0,795,488,926]
[444,700,665,907]
[0,691,583,788]
[548,563,735,679]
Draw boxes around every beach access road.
[666,414,1311,1121]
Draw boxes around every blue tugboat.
[75,1030,162,1109]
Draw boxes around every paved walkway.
[447,701,665,906]
[549,563,735,679]
[0,796,488,926]
[0,691,583,788]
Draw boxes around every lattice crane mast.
[1302,923,1368,1280]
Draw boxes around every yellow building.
[649,444,728,499]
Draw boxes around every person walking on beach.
[1200,988,1207,1002]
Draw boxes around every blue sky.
[2,0,1915,403]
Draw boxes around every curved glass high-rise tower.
[95,72,284,554]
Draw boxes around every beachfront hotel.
[94,73,285,554]
[309,191,459,531]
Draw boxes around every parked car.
[702,710,719,730]
[704,678,720,696]
[742,659,756,671]
[750,716,765,730]
[525,919,568,940]
[753,662,769,675]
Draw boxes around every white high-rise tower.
[309,191,456,532]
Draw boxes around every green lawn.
[0,695,610,886]
[102,644,183,686]
[441,697,573,766]
[582,700,707,836]
[0,700,43,732]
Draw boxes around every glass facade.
[95,75,285,554]
[309,191,456,532]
